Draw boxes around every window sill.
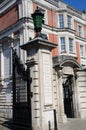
[60,51,67,53]
[80,56,86,59]
[69,52,75,54]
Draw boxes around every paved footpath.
[0,125,11,130]
[0,118,86,130]
[59,118,86,130]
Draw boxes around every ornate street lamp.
[31,6,44,37]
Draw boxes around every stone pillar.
[21,37,57,130]
[75,71,86,118]
[58,70,67,123]
[75,71,82,118]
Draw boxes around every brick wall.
[85,45,86,56]
[76,42,80,64]
[0,5,18,32]
[84,25,86,38]
[32,2,37,12]
[49,33,58,56]
[47,9,57,27]
[74,20,78,36]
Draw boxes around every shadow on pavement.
[1,119,13,130]
[1,120,31,130]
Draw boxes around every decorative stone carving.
[57,70,63,78]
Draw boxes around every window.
[3,45,11,77]
[80,45,84,57]
[60,37,66,52]
[39,7,45,23]
[78,25,82,37]
[69,38,73,53]
[59,14,64,28]
[67,15,71,28]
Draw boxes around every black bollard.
[48,120,51,130]
[54,109,58,130]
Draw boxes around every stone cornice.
[0,0,18,16]
[67,5,82,16]
[60,1,82,16]
[75,36,86,42]
[0,17,85,42]
[57,8,86,21]
[57,28,75,34]
[32,0,57,11]
[0,16,58,39]
[20,37,57,51]
[58,1,86,21]
[0,17,29,39]
[44,0,58,7]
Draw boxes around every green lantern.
[31,6,44,34]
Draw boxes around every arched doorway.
[63,75,74,118]
[53,55,81,122]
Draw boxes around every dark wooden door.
[63,76,74,118]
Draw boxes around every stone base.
[58,114,67,123]
[32,125,40,130]
[80,110,86,119]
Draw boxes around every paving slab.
[59,118,86,130]
[0,118,86,130]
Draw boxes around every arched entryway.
[53,55,81,122]
[60,58,80,119]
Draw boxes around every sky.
[63,0,86,11]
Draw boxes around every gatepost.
[21,37,57,130]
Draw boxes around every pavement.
[59,118,86,130]
[0,118,86,130]
[0,119,12,130]
[0,125,11,130]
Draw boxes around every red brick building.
[0,0,86,129]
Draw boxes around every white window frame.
[80,44,84,57]
[78,25,82,37]
[39,7,48,24]
[2,42,12,78]
[67,15,72,29]
[59,14,64,28]
[60,37,66,52]
[69,38,74,53]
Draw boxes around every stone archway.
[53,55,81,122]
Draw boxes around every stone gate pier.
[21,37,57,130]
